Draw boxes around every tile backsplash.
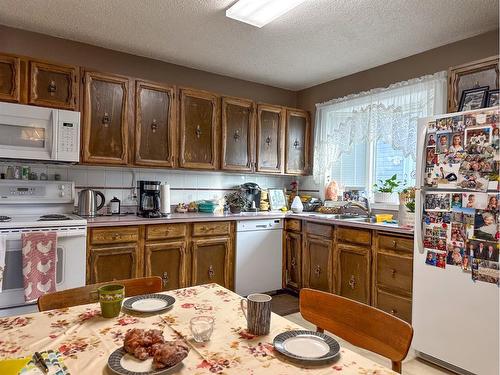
[0,162,294,207]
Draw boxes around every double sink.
[299,213,376,223]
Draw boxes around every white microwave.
[0,102,80,162]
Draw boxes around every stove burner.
[0,215,12,222]
[38,214,71,221]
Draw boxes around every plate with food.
[123,294,175,313]
[108,328,190,375]
[273,330,340,365]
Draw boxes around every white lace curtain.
[313,71,447,183]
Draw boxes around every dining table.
[0,283,396,374]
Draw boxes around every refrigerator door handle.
[415,189,424,254]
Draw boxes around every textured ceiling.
[0,0,497,90]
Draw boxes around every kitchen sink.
[299,213,375,222]
[341,216,377,223]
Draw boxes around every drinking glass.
[190,316,214,342]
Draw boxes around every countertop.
[86,211,414,235]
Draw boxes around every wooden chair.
[37,276,162,312]
[300,288,413,373]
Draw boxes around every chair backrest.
[37,276,162,312]
[300,288,413,373]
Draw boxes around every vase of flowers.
[399,188,416,227]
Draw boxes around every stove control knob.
[60,191,65,197]
[59,184,65,190]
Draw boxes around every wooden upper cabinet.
[0,54,21,103]
[285,109,310,175]
[256,104,285,173]
[221,96,255,172]
[28,61,78,110]
[178,88,219,169]
[82,71,129,165]
[135,80,176,167]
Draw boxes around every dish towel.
[0,236,6,292]
[22,232,57,302]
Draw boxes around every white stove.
[0,180,87,317]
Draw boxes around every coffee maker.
[137,180,162,218]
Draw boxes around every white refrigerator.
[413,107,499,375]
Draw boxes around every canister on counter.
[109,196,121,215]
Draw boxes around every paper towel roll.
[160,184,171,214]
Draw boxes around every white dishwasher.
[235,219,283,296]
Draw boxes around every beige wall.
[297,30,499,122]
[0,24,297,107]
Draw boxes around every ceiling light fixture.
[226,0,306,28]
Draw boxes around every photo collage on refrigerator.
[423,109,499,285]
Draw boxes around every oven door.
[0,226,86,314]
[0,102,57,161]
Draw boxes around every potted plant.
[399,187,416,227]
[224,191,247,214]
[373,174,403,203]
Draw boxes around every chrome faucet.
[344,197,371,217]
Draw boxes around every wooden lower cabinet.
[144,240,186,291]
[190,236,233,289]
[302,234,333,293]
[284,231,301,291]
[372,232,414,323]
[337,244,371,304]
[88,243,142,284]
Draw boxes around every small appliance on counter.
[302,197,322,212]
[77,188,105,217]
[137,180,162,218]
[240,182,261,211]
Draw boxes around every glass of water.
[190,316,214,342]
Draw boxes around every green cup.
[98,284,125,318]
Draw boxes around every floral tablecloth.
[0,284,395,374]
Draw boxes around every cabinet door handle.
[390,309,397,315]
[265,136,272,147]
[162,271,169,287]
[291,257,296,269]
[391,268,397,277]
[348,275,356,289]
[151,119,158,133]
[293,139,300,149]
[111,233,121,240]
[102,112,111,127]
[233,129,240,141]
[314,265,321,277]
[48,80,57,93]
[195,125,202,138]
[392,240,397,248]
[208,265,215,280]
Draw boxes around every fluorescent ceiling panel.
[226,0,306,28]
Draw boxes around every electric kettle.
[78,189,105,217]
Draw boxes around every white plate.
[131,299,169,312]
[283,336,330,358]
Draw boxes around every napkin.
[19,350,69,375]
[0,357,31,374]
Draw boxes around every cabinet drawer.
[337,227,371,245]
[146,224,187,241]
[285,219,301,232]
[192,222,231,237]
[376,289,412,323]
[377,252,413,293]
[90,227,139,245]
[305,222,332,238]
[379,234,413,253]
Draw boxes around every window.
[330,140,416,195]
[314,71,447,197]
